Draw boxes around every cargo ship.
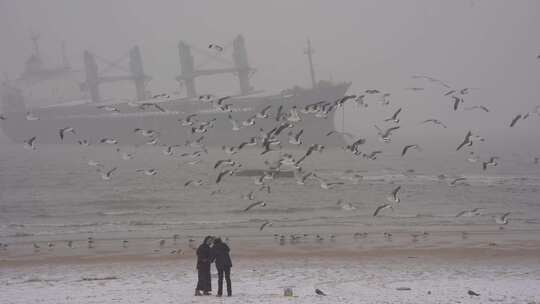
[0,35,351,147]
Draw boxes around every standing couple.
[195,236,232,297]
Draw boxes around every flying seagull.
[98,167,117,180]
[216,169,235,184]
[134,128,158,137]
[243,200,266,212]
[421,119,447,128]
[381,93,391,106]
[97,105,119,113]
[136,169,158,176]
[259,220,272,231]
[256,105,272,119]
[384,108,402,123]
[373,203,392,216]
[100,138,118,145]
[387,186,401,205]
[214,159,237,169]
[59,127,76,141]
[365,89,380,94]
[401,144,421,157]
[312,175,344,190]
[241,190,256,201]
[228,114,241,131]
[138,102,166,112]
[494,212,510,225]
[451,95,463,111]
[179,114,197,126]
[411,75,451,88]
[184,179,204,187]
[363,150,382,160]
[116,148,134,160]
[465,105,489,112]
[208,44,224,52]
[509,114,522,127]
[24,136,37,150]
[456,208,482,217]
[288,129,304,145]
[482,156,498,171]
[456,131,473,151]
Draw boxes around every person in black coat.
[211,237,232,297]
[195,236,213,296]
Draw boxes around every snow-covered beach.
[2,247,540,304]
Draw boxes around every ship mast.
[304,38,317,89]
[30,32,40,58]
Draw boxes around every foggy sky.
[1,0,539,155]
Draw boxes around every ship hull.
[1,83,351,147]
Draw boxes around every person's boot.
[194,290,202,296]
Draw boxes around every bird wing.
[214,159,226,169]
[107,167,117,176]
[393,108,402,119]
[383,126,400,137]
[216,170,228,183]
[243,201,264,212]
[259,221,269,231]
[295,129,304,141]
[259,105,271,116]
[510,114,522,127]
[401,145,412,157]
[275,105,284,121]
[392,186,401,197]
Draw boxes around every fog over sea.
[1,141,539,260]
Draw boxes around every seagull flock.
[2,71,538,254]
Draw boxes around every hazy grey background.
[1,0,539,156]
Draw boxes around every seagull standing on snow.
[208,44,224,52]
[315,289,327,296]
[375,125,400,143]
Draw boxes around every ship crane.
[176,35,256,98]
[82,46,151,103]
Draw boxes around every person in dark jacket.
[195,236,213,296]
[211,237,232,297]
